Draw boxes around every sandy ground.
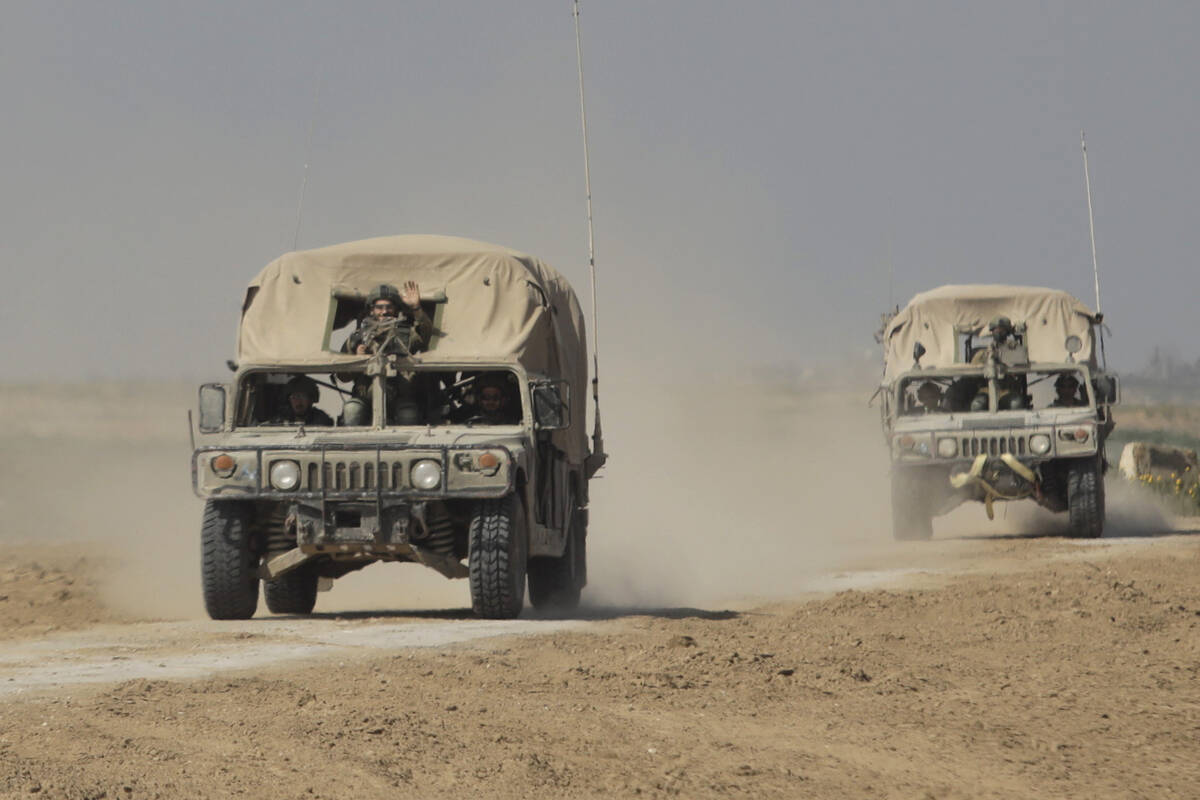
[1,382,1198,798]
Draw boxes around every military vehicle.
[878,285,1119,540]
[191,235,605,619]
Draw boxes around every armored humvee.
[191,235,605,619]
[879,285,1118,540]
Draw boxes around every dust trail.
[926,464,1177,541]
[585,365,892,609]
[0,383,206,620]
[1103,478,1177,537]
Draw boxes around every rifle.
[353,317,412,357]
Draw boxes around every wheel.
[468,495,527,619]
[264,563,318,615]
[528,505,586,611]
[1067,457,1105,538]
[891,470,933,541]
[201,500,260,620]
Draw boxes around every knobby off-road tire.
[264,564,318,615]
[1067,457,1105,539]
[528,505,586,612]
[891,470,933,541]
[468,495,527,619]
[201,500,260,620]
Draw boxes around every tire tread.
[468,496,525,619]
[200,500,259,620]
[264,565,318,615]
[1067,457,1105,538]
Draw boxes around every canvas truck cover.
[237,235,589,462]
[882,285,1098,383]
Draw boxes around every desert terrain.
[1,382,1197,799]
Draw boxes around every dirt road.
[2,530,1198,799]
[2,383,1198,798]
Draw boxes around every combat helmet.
[365,284,402,309]
[987,316,1013,334]
[284,375,319,402]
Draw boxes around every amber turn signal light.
[211,454,236,477]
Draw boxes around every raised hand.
[401,280,421,310]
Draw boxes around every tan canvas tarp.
[882,285,1097,383]
[236,235,589,462]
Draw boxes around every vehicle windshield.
[386,369,522,427]
[899,368,1090,415]
[234,368,524,428]
[235,370,352,428]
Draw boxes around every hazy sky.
[3,1,1198,381]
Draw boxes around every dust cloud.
[0,383,206,620]
[3,372,1169,621]
[584,364,894,609]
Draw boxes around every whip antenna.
[291,76,322,251]
[574,0,606,472]
[1081,130,1102,314]
[1081,130,1107,367]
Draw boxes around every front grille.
[308,455,406,491]
[263,451,430,493]
[960,435,1026,457]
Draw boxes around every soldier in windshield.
[340,282,432,425]
[477,377,518,424]
[452,373,520,425]
[1051,373,1085,407]
[274,376,334,426]
[916,381,944,413]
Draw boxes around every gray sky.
[3,1,1197,381]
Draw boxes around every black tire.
[891,470,933,541]
[1067,457,1105,539]
[528,505,586,611]
[468,495,527,619]
[201,500,260,620]
[264,564,318,615]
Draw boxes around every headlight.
[936,438,959,458]
[1029,434,1052,456]
[410,459,442,490]
[269,460,301,491]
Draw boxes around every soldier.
[340,282,432,425]
[987,316,1013,345]
[344,281,432,356]
[916,381,943,413]
[476,375,519,424]
[1051,373,1085,407]
[969,317,1015,365]
[275,376,334,426]
[451,373,519,424]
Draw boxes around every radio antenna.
[1080,130,1107,367]
[291,75,322,251]
[1081,130,1102,315]
[574,0,606,472]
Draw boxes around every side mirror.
[198,384,227,432]
[912,341,926,368]
[1093,374,1119,405]
[531,380,570,431]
